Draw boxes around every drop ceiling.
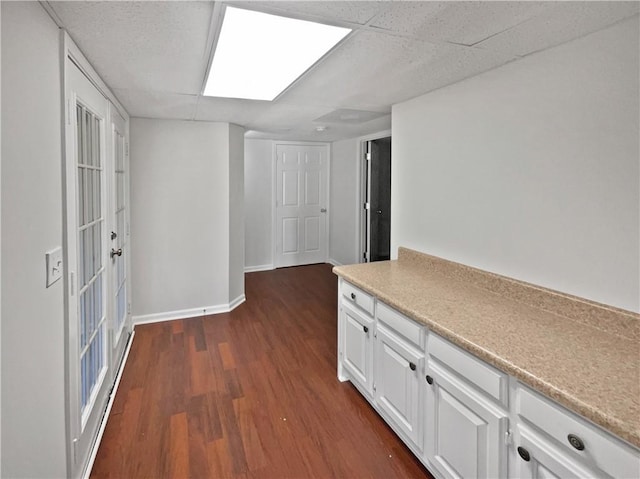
[46,1,639,142]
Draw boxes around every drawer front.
[428,333,508,405]
[516,385,640,479]
[377,302,423,348]
[342,280,374,316]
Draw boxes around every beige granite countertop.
[333,247,640,448]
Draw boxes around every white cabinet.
[375,323,424,449]
[340,301,374,396]
[511,384,640,479]
[424,341,508,479]
[511,424,600,479]
[336,280,640,479]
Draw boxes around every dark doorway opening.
[364,136,391,262]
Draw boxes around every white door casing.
[274,143,329,268]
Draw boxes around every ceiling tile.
[476,2,640,57]
[194,97,272,124]
[227,1,385,26]
[279,30,517,111]
[313,108,388,124]
[114,89,199,120]
[50,1,213,94]
[369,1,554,45]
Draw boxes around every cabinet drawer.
[427,333,508,405]
[377,302,423,348]
[342,280,374,316]
[516,384,640,479]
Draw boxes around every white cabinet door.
[425,361,508,479]
[341,302,374,395]
[511,425,601,479]
[375,324,423,448]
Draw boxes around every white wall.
[1,2,68,477]
[329,138,360,266]
[228,124,245,301]
[392,16,640,312]
[130,119,244,320]
[244,139,273,270]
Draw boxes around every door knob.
[376,210,382,214]
[320,208,327,213]
[110,248,123,258]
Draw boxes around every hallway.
[91,264,432,478]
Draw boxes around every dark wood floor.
[91,264,433,478]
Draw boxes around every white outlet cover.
[46,247,63,287]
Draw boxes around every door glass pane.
[76,103,106,414]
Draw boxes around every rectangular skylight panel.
[203,7,351,101]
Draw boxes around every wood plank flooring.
[91,264,433,478]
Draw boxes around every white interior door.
[275,143,328,267]
[109,107,131,373]
[65,60,111,476]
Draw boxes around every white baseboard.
[133,295,246,325]
[328,258,343,266]
[83,330,136,479]
[229,293,246,310]
[244,264,275,273]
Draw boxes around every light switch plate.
[46,247,63,287]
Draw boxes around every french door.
[65,56,131,477]
[65,60,110,475]
[275,143,329,267]
[109,107,130,371]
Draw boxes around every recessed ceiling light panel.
[203,7,351,101]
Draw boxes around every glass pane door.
[76,103,107,420]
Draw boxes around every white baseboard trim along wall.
[328,258,343,267]
[244,264,275,273]
[132,294,247,325]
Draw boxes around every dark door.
[369,137,391,262]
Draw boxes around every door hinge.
[67,99,72,126]
[373,383,376,392]
[504,430,512,446]
[127,302,131,314]
[70,271,75,296]
[364,202,370,210]
[366,153,371,161]
[125,141,129,157]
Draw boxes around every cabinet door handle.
[425,375,433,385]
[350,292,356,300]
[409,362,416,371]
[517,446,531,462]
[363,325,369,333]
[568,434,585,451]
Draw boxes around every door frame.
[271,141,331,268]
[61,31,131,479]
[358,130,391,263]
